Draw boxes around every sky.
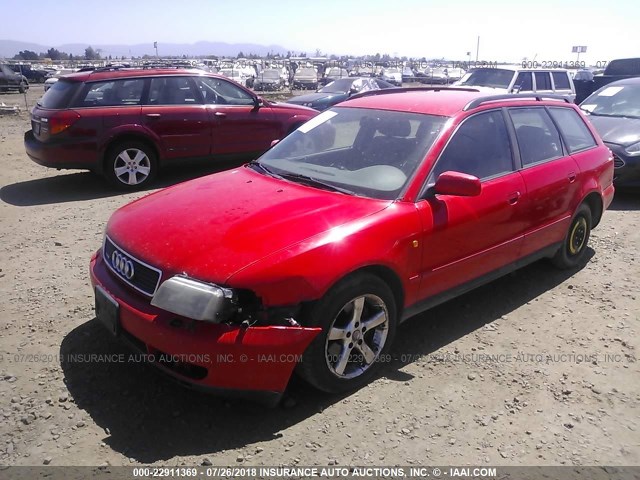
[1,0,638,63]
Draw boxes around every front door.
[416,109,526,299]
[195,76,280,157]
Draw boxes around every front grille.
[103,236,162,297]
[613,154,625,169]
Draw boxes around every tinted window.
[148,77,200,105]
[534,72,552,90]
[515,72,533,91]
[195,77,254,105]
[75,79,145,107]
[548,107,597,153]
[552,72,571,89]
[432,110,513,180]
[39,79,79,109]
[509,108,563,165]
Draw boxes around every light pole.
[154,41,159,59]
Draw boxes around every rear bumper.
[24,130,97,170]
[89,252,321,400]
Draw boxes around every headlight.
[151,275,236,323]
[624,142,640,156]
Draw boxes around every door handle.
[214,112,227,117]
[507,191,521,205]
[145,113,161,118]
[568,172,577,183]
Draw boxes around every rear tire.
[104,141,157,191]
[552,204,592,269]
[298,273,397,393]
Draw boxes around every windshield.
[261,70,280,79]
[458,68,515,88]
[326,68,348,78]
[255,107,447,200]
[319,78,354,93]
[296,68,316,77]
[581,84,640,119]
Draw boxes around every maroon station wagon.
[24,68,318,189]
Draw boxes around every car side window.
[195,77,255,106]
[548,107,597,153]
[431,110,514,181]
[509,108,563,166]
[534,72,552,90]
[515,72,533,92]
[77,79,144,107]
[147,77,200,105]
[552,72,570,90]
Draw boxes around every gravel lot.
[0,87,638,467]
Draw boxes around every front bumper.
[24,130,97,170]
[89,252,321,401]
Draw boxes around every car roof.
[61,68,212,82]
[604,76,640,86]
[341,88,574,116]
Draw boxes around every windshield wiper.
[247,161,283,179]
[278,172,356,195]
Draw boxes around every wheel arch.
[582,191,604,229]
[341,264,405,319]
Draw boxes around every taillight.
[48,110,81,135]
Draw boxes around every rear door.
[416,109,526,299]
[141,76,211,160]
[508,106,582,257]
[194,76,279,156]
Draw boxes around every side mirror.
[348,86,358,95]
[270,139,280,148]
[433,171,481,197]
[253,96,264,109]
[511,84,522,94]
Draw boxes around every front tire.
[104,141,157,191]
[552,204,592,269]
[299,273,397,393]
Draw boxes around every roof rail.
[463,94,571,111]
[350,86,480,100]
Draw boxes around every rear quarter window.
[534,72,552,90]
[38,79,80,109]
[73,79,145,107]
[548,107,597,153]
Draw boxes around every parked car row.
[18,60,629,404]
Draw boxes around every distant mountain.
[0,39,292,59]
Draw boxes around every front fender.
[226,203,422,308]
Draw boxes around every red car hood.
[106,167,391,284]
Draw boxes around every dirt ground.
[0,87,638,468]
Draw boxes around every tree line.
[13,46,102,61]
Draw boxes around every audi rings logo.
[111,251,135,280]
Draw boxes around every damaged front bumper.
[89,252,321,404]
